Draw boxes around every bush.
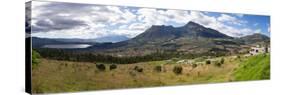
[134,66,143,72]
[109,64,117,70]
[237,55,241,59]
[192,64,197,68]
[206,60,211,65]
[154,65,162,72]
[32,50,41,69]
[96,64,106,71]
[220,58,225,64]
[214,62,222,67]
[173,66,183,75]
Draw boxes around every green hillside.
[234,54,270,81]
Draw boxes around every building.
[249,45,269,55]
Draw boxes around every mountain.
[87,21,269,56]
[240,33,270,44]
[179,21,232,39]
[33,21,269,56]
[86,22,237,55]
[32,35,129,48]
[131,25,176,42]
[131,21,232,43]
[94,35,129,43]
[53,38,96,43]
[32,37,62,48]
[31,37,97,48]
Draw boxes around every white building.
[249,45,269,55]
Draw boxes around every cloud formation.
[29,1,269,39]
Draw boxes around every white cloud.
[31,2,260,39]
[218,14,247,26]
[267,24,270,33]
[162,10,191,24]
[190,11,217,26]
[137,8,168,25]
[235,13,244,18]
[119,25,128,29]
[218,14,236,22]
[112,29,143,38]
[254,29,262,33]
[254,23,259,26]
[185,13,254,37]
[128,23,148,30]
[31,2,51,17]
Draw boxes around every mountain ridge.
[32,21,270,56]
[130,21,233,43]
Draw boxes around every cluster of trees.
[173,66,183,75]
[35,48,227,64]
[36,49,181,64]
[32,49,41,69]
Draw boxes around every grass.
[31,54,269,93]
[233,54,270,81]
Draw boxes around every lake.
[43,44,92,49]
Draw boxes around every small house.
[249,45,269,55]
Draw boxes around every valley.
[30,21,270,93]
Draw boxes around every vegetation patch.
[154,65,162,72]
[96,64,106,71]
[206,60,211,65]
[234,54,270,81]
[134,66,143,73]
[173,66,183,75]
[32,50,41,69]
[109,64,117,70]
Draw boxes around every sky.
[26,1,270,39]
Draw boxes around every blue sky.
[28,1,270,39]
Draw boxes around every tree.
[206,60,211,65]
[96,64,106,71]
[154,65,162,72]
[173,66,182,75]
[32,50,41,69]
[220,58,225,64]
[109,64,117,70]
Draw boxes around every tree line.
[35,48,227,64]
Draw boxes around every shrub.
[206,60,211,65]
[109,64,117,70]
[192,64,197,68]
[32,50,41,69]
[154,65,162,72]
[220,58,225,64]
[214,62,222,67]
[96,64,106,71]
[64,63,68,67]
[134,66,143,72]
[237,55,241,59]
[173,66,183,75]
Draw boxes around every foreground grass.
[31,54,269,93]
[234,54,270,81]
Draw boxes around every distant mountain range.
[86,21,269,56]
[32,21,270,56]
[95,35,129,43]
[31,35,129,48]
[31,37,96,48]
[240,33,270,44]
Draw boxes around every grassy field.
[31,54,270,93]
[233,54,270,81]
